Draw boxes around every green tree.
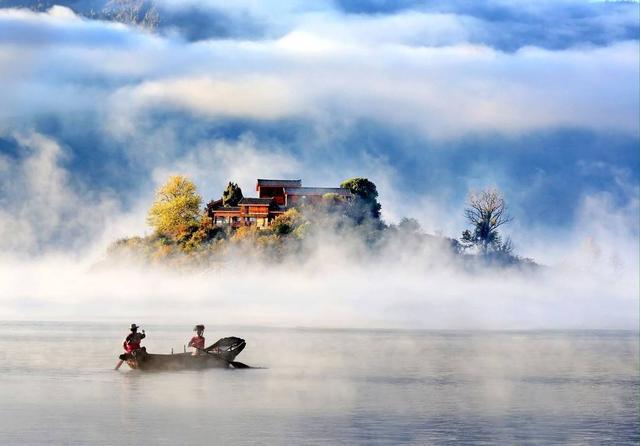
[460,188,512,254]
[147,175,202,239]
[222,182,243,207]
[322,192,343,204]
[340,177,382,222]
[320,192,347,213]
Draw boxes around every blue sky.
[0,0,638,260]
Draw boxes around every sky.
[0,0,637,327]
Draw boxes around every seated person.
[123,323,145,353]
[188,325,205,355]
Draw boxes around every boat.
[120,337,249,371]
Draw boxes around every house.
[208,179,353,228]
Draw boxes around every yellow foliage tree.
[232,225,259,241]
[147,175,202,239]
[271,208,304,236]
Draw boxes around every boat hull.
[125,350,230,371]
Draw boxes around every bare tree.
[461,188,513,254]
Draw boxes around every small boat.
[120,337,249,371]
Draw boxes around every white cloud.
[150,134,303,198]
[0,7,637,137]
[120,76,303,120]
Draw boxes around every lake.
[0,322,637,445]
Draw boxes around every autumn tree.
[147,175,202,239]
[460,188,513,254]
[222,182,243,207]
[271,208,305,236]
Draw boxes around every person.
[188,324,205,355]
[123,323,146,354]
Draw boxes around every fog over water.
[0,222,637,329]
[0,322,637,445]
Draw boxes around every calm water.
[0,322,637,445]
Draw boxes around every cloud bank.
[0,1,637,328]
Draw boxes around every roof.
[256,179,302,188]
[238,198,274,206]
[206,199,223,210]
[211,206,240,212]
[284,187,352,196]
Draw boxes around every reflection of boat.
[121,337,248,371]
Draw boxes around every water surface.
[0,322,637,445]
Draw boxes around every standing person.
[188,325,205,355]
[123,323,146,353]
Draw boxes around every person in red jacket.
[123,323,146,353]
[188,324,205,355]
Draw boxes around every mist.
[0,124,637,331]
[0,174,636,329]
[0,3,638,329]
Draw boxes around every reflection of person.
[188,325,205,355]
[123,324,146,353]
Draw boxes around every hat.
[130,323,139,330]
[193,324,205,331]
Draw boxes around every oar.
[115,352,129,370]
[194,347,251,369]
[115,349,134,370]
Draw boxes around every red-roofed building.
[208,179,352,228]
[256,179,301,205]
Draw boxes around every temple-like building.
[207,179,353,228]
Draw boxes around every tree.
[222,182,243,207]
[340,177,382,222]
[147,175,202,239]
[398,217,422,234]
[460,188,512,254]
[322,192,344,205]
[271,208,304,236]
[319,192,347,214]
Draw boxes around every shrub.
[271,208,304,236]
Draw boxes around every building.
[208,179,353,228]
[256,179,302,205]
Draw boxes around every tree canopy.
[222,182,243,207]
[147,175,202,238]
[460,188,512,254]
[340,177,382,222]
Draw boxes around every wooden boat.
[121,337,249,371]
